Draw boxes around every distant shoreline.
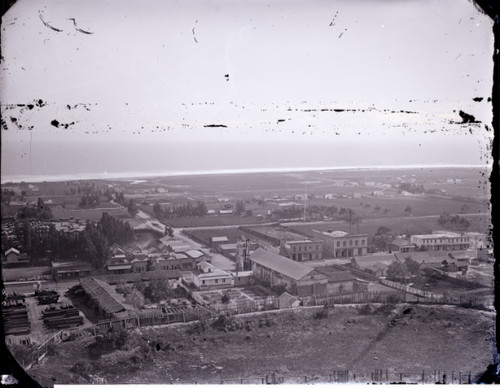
[0,164,491,185]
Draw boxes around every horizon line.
[0,163,491,184]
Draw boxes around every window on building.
[355,240,358,246]
[215,279,219,283]
[358,248,362,255]
[337,241,340,247]
[349,240,353,246]
[362,240,366,246]
[202,280,205,284]
[343,241,346,247]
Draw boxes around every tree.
[235,201,246,215]
[125,289,145,309]
[153,202,163,219]
[142,279,172,303]
[127,199,138,216]
[386,261,408,281]
[369,226,392,251]
[404,205,413,216]
[221,292,230,304]
[404,257,421,276]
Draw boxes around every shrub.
[358,304,375,315]
[314,304,329,319]
[70,360,95,378]
[221,292,230,304]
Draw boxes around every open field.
[25,303,495,385]
[306,195,488,219]
[164,215,265,228]
[50,204,128,221]
[284,213,490,238]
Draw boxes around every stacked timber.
[42,305,83,329]
[35,290,59,305]
[2,294,30,335]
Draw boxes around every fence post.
[422,370,425,383]
[183,311,186,323]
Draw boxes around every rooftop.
[51,261,92,271]
[390,238,414,247]
[315,266,356,282]
[80,277,126,315]
[394,251,450,264]
[413,231,463,239]
[250,248,314,280]
[211,236,229,242]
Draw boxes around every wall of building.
[312,231,368,258]
[326,280,354,295]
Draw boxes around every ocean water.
[1,137,490,184]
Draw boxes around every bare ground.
[26,303,495,386]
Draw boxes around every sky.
[0,0,495,182]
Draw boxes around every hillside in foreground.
[25,303,495,385]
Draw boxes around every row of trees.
[437,212,471,230]
[17,198,53,220]
[78,193,101,208]
[398,183,425,194]
[1,189,17,204]
[153,201,208,219]
[15,213,135,268]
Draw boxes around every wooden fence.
[381,279,444,299]
[194,369,475,384]
[302,291,406,307]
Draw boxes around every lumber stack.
[2,295,30,335]
[35,290,59,305]
[42,305,83,329]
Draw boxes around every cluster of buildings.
[389,231,489,255]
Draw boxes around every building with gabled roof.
[278,292,301,309]
[388,238,416,253]
[51,261,92,280]
[192,261,232,289]
[2,248,30,266]
[315,266,357,294]
[249,248,328,296]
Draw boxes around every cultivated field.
[284,213,490,238]
[26,304,495,386]
[164,215,265,228]
[50,203,128,222]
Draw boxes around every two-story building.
[410,231,470,251]
[279,239,323,262]
[312,230,368,258]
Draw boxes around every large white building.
[312,230,368,258]
[410,231,470,252]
